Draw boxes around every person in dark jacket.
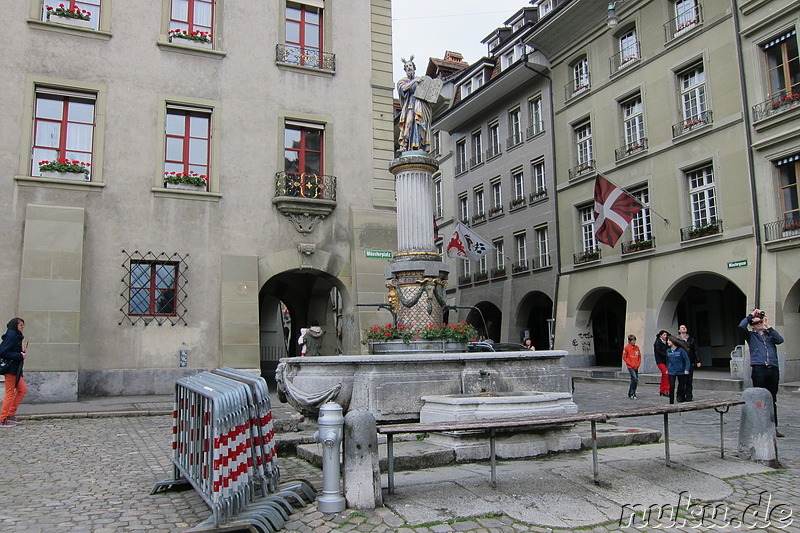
[0,317,27,427]
[666,335,691,405]
[739,309,785,437]
[678,324,700,402]
[653,330,670,397]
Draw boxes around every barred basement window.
[120,250,188,325]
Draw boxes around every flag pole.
[598,173,670,226]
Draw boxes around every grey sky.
[391,0,531,87]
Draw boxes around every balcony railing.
[275,43,335,71]
[506,132,523,150]
[529,188,547,203]
[469,153,484,168]
[681,219,722,241]
[458,274,473,286]
[569,160,595,180]
[472,212,486,224]
[664,4,703,43]
[565,75,591,101]
[764,216,800,242]
[509,197,526,210]
[614,138,648,161]
[275,171,337,200]
[455,160,468,175]
[610,43,640,75]
[488,205,504,218]
[491,266,506,279]
[574,248,601,265]
[532,255,551,270]
[621,237,655,254]
[752,89,800,122]
[526,122,544,139]
[672,110,712,137]
[474,270,489,282]
[511,260,529,274]
[485,144,502,160]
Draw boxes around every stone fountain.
[276,58,577,458]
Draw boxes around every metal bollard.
[315,402,346,513]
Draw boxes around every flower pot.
[165,182,206,191]
[368,339,468,355]
[169,37,213,50]
[49,15,92,29]
[40,170,88,181]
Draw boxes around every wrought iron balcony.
[474,270,489,283]
[614,138,648,161]
[273,171,337,234]
[509,197,526,211]
[680,219,722,242]
[275,43,335,72]
[485,144,502,160]
[458,274,473,286]
[752,89,800,122]
[609,43,640,75]
[664,4,703,43]
[672,111,712,137]
[490,266,506,279]
[455,160,468,175]
[511,260,529,274]
[574,248,601,265]
[488,205,504,218]
[569,160,595,180]
[529,188,547,203]
[469,153,484,168]
[472,212,486,224]
[565,75,591,101]
[526,122,544,139]
[532,255,551,270]
[621,237,655,254]
[506,132,523,150]
[763,216,800,242]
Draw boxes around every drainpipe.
[523,53,561,347]
[731,1,762,307]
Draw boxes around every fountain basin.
[420,391,578,423]
[276,350,572,422]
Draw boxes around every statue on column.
[397,56,442,153]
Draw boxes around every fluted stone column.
[387,153,449,329]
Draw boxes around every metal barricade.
[152,370,314,532]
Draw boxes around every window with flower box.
[531,159,546,199]
[622,94,645,153]
[31,87,96,180]
[679,64,706,125]
[630,188,652,243]
[490,179,503,215]
[167,0,214,46]
[513,232,528,272]
[163,105,211,191]
[574,121,593,174]
[42,0,100,30]
[765,29,799,108]
[687,164,717,228]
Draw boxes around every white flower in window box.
[164,171,208,191]
[38,158,90,180]
[46,4,92,29]
[168,29,213,49]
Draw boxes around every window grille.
[120,250,189,326]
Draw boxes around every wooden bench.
[376,398,743,493]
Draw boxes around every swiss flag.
[593,175,642,247]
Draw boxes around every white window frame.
[619,28,638,66]
[622,95,644,147]
[679,64,706,122]
[456,139,467,173]
[472,130,483,165]
[532,160,546,194]
[573,57,590,92]
[535,225,550,267]
[433,177,443,218]
[491,180,502,209]
[575,122,593,166]
[515,233,527,264]
[459,194,469,222]
[512,169,525,201]
[579,205,597,252]
[687,165,717,227]
[475,188,485,216]
[631,188,652,242]
[528,96,543,136]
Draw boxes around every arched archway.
[515,291,554,349]
[572,287,627,366]
[658,273,746,368]
[466,301,501,341]
[259,269,349,387]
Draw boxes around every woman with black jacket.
[0,317,27,427]
[653,330,670,397]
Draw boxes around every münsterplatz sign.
[365,250,392,259]
[727,260,748,269]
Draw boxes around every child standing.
[622,334,641,399]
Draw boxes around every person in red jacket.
[622,334,642,399]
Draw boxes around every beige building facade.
[525,0,798,377]
[2,0,397,401]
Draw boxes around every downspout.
[731,1,762,306]
[523,53,560,349]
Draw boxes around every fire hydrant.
[315,402,345,513]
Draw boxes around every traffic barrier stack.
[152,370,314,532]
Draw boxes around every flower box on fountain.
[164,171,208,191]
[46,3,92,29]
[38,158,90,180]
[364,322,478,354]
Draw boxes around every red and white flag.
[447,222,495,260]
[593,175,642,247]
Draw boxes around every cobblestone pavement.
[1,380,798,532]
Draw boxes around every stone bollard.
[739,387,779,467]
[343,409,382,510]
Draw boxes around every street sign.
[365,250,392,259]
[727,260,748,269]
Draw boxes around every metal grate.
[119,250,189,326]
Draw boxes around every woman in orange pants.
[0,317,27,427]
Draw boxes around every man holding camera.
[738,308,785,437]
